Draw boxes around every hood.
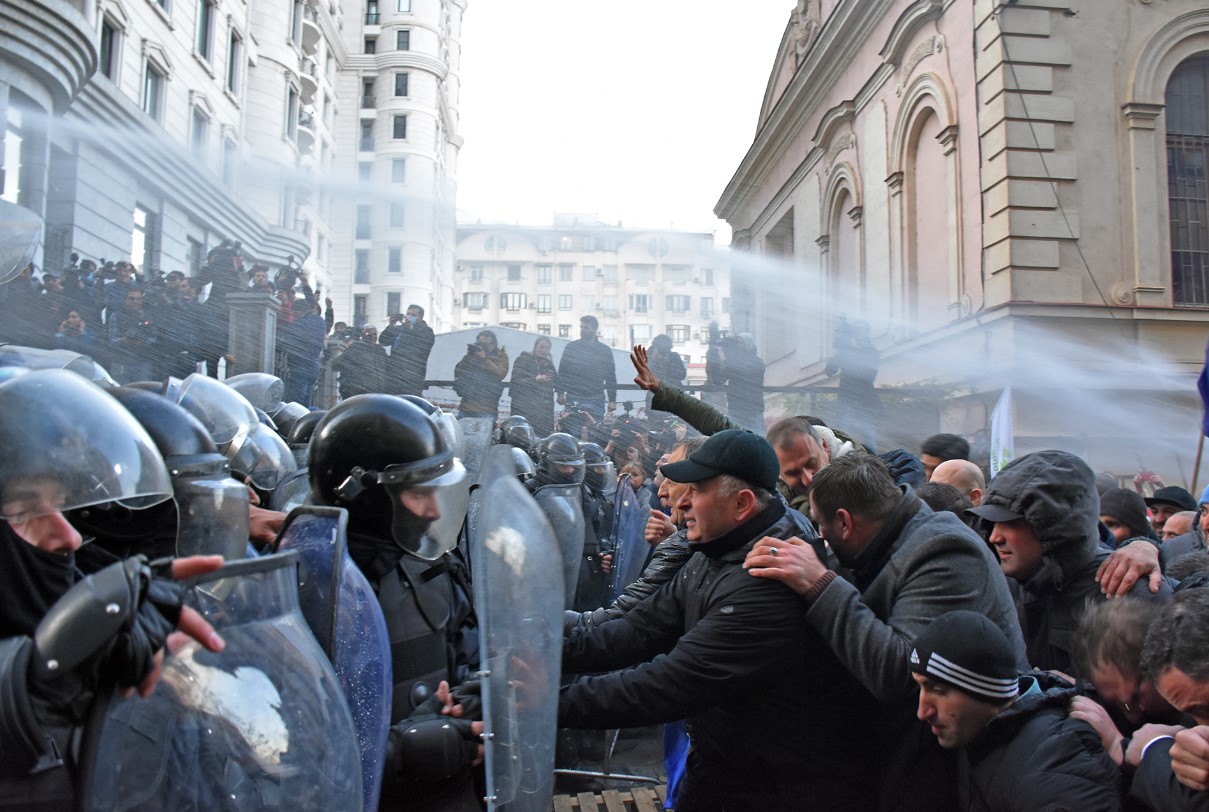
[981,450,1100,591]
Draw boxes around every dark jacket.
[985,451,1171,674]
[388,320,435,396]
[556,337,616,403]
[508,351,556,437]
[333,340,388,397]
[564,528,692,634]
[454,346,508,418]
[960,674,1121,811]
[559,501,880,806]
[1131,735,1209,811]
[1162,528,1206,570]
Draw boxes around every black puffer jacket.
[960,673,1120,811]
[982,451,1170,674]
[559,501,880,805]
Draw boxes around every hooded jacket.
[981,451,1170,674]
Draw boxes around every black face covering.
[0,521,80,639]
[345,503,433,583]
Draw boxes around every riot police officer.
[308,394,481,811]
[574,442,615,611]
[529,433,588,609]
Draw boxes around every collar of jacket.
[966,673,1079,755]
[845,486,921,585]
[690,499,786,561]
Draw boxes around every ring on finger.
[769,546,779,557]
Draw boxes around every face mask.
[407,315,418,325]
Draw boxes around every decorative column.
[225,292,279,376]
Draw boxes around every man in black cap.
[911,610,1121,810]
[559,430,879,810]
[1147,486,1198,538]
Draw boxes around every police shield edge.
[467,442,526,561]
[458,415,495,483]
[533,482,587,610]
[273,506,392,812]
[609,473,650,600]
[78,552,364,811]
[473,474,563,812]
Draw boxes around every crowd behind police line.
[4,252,1209,810]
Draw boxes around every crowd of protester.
[5,247,1209,810]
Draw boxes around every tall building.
[716,0,1209,479]
[1,0,345,282]
[326,0,465,332]
[454,216,731,384]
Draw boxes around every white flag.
[989,387,1014,478]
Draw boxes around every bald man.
[930,459,985,506]
[1161,511,1196,542]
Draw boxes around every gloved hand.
[879,449,926,488]
[28,557,187,726]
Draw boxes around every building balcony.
[361,95,375,109]
[364,11,379,24]
[358,137,374,151]
[299,57,318,103]
[301,9,321,55]
[297,112,316,153]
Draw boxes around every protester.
[920,433,970,480]
[453,329,508,418]
[556,315,616,425]
[332,325,388,398]
[386,304,435,397]
[509,335,557,437]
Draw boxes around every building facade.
[1,0,346,282]
[326,0,465,333]
[454,217,731,385]
[717,0,1209,480]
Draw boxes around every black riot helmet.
[286,409,326,467]
[497,415,536,452]
[73,386,250,560]
[579,442,616,496]
[535,432,585,487]
[309,395,468,558]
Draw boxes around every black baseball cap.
[1144,486,1197,513]
[661,429,780,493]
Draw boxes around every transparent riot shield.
[468,443,533,563]
[609,474,651,600]
[79,552,363,811]
[474,475,563,812]
[270,467,312,514]
[272,507,392,812]
[458,416,495,483]
[533,484,587,609]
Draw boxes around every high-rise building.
[455,216,731,384]
[1,0,345,282]
[326,0,465,332]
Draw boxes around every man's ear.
[734,489,758,522]
[835,508,854,541]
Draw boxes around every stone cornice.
[879,0,944,65]
[716,0,897,221]
[1,0,98,111]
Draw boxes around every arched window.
[906,107,950,330]
[1168,55,1209,306]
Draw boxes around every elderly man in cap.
[1147,486,1199,537]
[559,430,879,810]
[910,610,1121,811]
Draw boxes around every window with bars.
[1168,56,1209,307]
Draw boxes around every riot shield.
[474,475,563,812]
[458,416,495,482]
[79,552,364,811]
[270,467,312,514]
[272,507,392,812]
[609,474,652,600]
[533,483,587,609]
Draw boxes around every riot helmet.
[403,394,463,459]
[74,387,250,560]
[535,432,585,487]
[497,415,536,452]
[287,409,327,467]
[0,344,117,387]
[580,442,616,496]
[309,395,468,559]
[229,423,297,493]
[272,401,310,438]
[0,370,172,530]
[511,446,537,486]
[224,372,284,413]
[166,372,259,450]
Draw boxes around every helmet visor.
[169,373,259,449]
[0,370,172,520]
[384,460,469,560]
[228,424,298,491]
[224,373,285,413]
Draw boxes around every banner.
[989,387,1014,479]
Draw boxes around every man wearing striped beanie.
[909,610,1121,810]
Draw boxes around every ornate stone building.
[718,0,1209,479]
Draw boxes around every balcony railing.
[358,137,374,151]
[361,95,375,109]
[364,11,379,24]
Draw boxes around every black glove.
[28,557,186,726]
[449,679,483,720]
[386,714,479,783]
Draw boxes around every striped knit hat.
[909,611,1020,705]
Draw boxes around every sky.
[455,2,793,243]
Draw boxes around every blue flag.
[1199,337,1209,436]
